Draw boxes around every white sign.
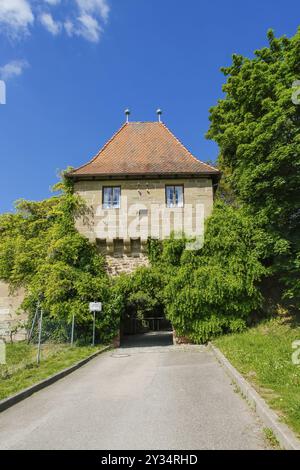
[89,302,102,312]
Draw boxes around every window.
[165,185,184,208]
[102,186,121,209]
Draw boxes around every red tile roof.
[69,122,220,178]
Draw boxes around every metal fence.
[124,316,172,335]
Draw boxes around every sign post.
[92,311,96,347]
[89,302,102,347]
[70,314,75,347]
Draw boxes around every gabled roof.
[69,122,220,179]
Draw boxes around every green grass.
[215,315,300,437]
[263,427,281,449]
[0,342,106,400]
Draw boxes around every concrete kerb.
[209,342,300,450]
[0,345,111,413]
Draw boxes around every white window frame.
[102,186,121,209]
[165,185,184,208]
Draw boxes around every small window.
[165,185,184,208]
[102,186,121,209]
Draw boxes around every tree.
[0,171,119,342]
[207,28,300,305]
[163,203,268,342]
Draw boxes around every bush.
[189,316,247,344]
[0,171,120,344]
[161,202,268,343]
[113,266,167,322]
[123,205,268,344]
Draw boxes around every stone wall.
[74,177,214,245]
[105,254,149,276]
[0,281,27,341]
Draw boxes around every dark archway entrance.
[120,314,173,347]
[121,330,173,348]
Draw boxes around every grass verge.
[0,342,106,401]
[214,315,300,437]
[263,427,281,449]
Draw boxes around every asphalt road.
[0,333,269,450]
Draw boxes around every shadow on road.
[121,331,174,348]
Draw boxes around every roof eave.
[67,171,221,181]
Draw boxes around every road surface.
[0,333,269,450]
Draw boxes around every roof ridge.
[70,122,128,174]
[160,122,218,172]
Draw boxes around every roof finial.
[124,108,131,123]
[156,108,162,123]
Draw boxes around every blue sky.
[0,0,299,212]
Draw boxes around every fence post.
[36,308,43,365]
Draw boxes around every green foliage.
[113,266,166,321]
[215,316,300,436]
[118,205,268,344]
[162,203,267,342]
[146,238,162,264]
[0,171,119,343]
[117,234,192,326]
[189,316,247,344]
[159,234,187,266]
[207,28,300,305]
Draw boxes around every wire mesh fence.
[29,312,96,341]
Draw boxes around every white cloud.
[0,60,29,80]
[44,0,61,5]
[76,0,110,22]
[39,12,61,35]
[0,0,110,43]
[76,13,102,42]
[64,19,74,36]
[65,1,109,42]
[0,0,34,37]
[67,0,109,42]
